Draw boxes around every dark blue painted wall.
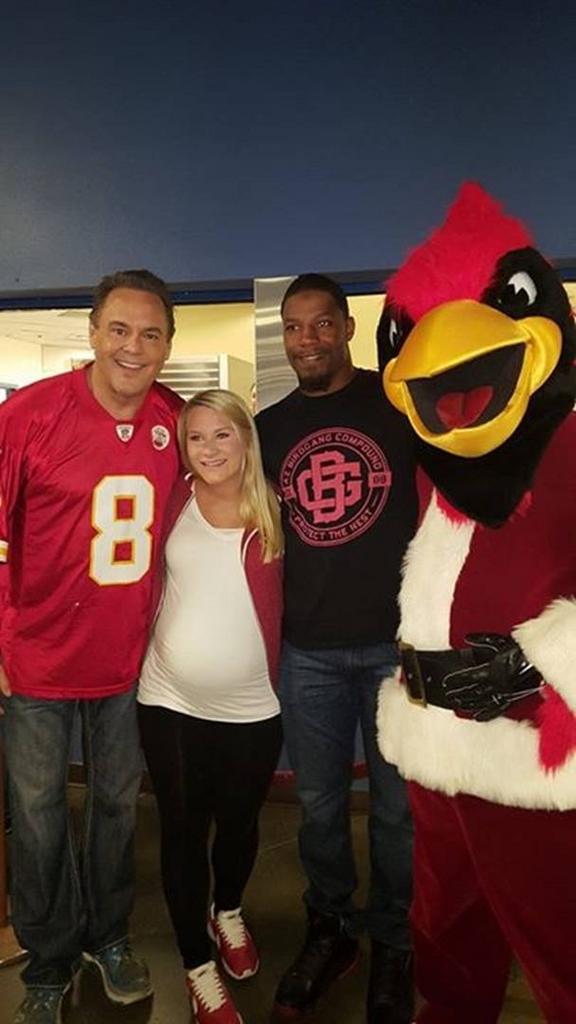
[2,0,576,293]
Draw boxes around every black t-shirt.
[256,369,417,648]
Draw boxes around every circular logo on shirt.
[151,425,170,451]
[279,427,392,547]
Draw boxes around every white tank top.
[138,497,280,722]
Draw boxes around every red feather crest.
[386,182,534,322]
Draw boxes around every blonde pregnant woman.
[138,389,283,1024]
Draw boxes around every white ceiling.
[0,308,91,348]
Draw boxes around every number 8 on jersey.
[90,475,155,586]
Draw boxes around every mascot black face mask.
[377,183,576,526]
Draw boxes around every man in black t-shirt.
[256,274,417,1024]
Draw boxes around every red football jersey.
[0,367,183,698]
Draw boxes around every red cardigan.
[150,473,283,687]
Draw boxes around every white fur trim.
[400,493,474,648]
[514,598,576,713]
[377,674,576,811]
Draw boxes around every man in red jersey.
[0,270,183,1024]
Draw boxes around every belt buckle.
[399,641,428,707]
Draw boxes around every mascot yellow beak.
[383,299,562,457]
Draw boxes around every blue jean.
[3,688,143,987]
[279,640,412,949]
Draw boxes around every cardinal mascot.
[376,183,576,1024]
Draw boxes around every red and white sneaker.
[186,960,244,1024]
[208,904,260,980]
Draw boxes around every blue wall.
[2,0,576,294]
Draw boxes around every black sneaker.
[366,941,414,1024]
[82,940,152,1005]
[272,910,359,1019]
[13,984,71,1024]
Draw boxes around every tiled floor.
[1,790,544,1023]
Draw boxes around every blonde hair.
[177,389,283,563]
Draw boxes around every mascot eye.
[377,307,412,370]
[506,271,537,306]
[389,318,401,349]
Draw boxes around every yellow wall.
[0,304,258,390]
[26,282,576,394]
[348,293,384,370]
[173,293,385,377]
[0,339,43,387]
[0,290,384,390]
[3,282,576,391]
[564,282,576,308]
[41,345,94,378]
[173,303,256,364]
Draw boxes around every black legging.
[138,704,282,969]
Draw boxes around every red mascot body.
[376,184,576,1024]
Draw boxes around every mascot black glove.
[442,633,542,721]
[400,634,542,720]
